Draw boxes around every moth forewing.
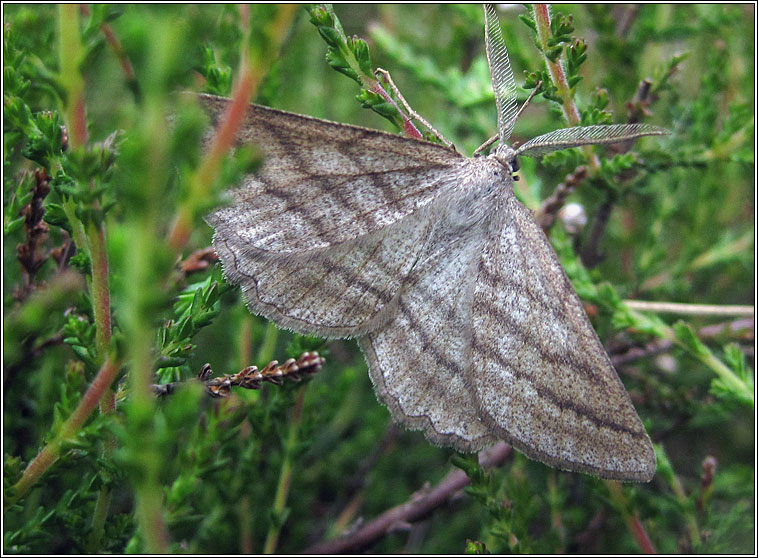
[204,98,465,338]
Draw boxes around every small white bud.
[654,354,678,374]
[558,203,587,235]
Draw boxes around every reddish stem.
[631,513,658,554]
[167,65,259,252]
[7,358,122,507]
[369,81,423,140]
[533,4,581,127]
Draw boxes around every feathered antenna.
[484,4,518,143]
[515,123,668,157]
[481,4,669,158]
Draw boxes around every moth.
[203,5,665,481]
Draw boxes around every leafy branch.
[308,4,426,140]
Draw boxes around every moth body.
[203,5,667,482]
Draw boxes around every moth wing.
[470,191,656,481]
[215,200,438,337]
[200,95,466,337]
[201,95,464,254]
[359,176,500,451]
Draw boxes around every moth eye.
[509,158,521,173]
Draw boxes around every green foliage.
[156,266,231,382]
[308,4,409,133]
[3,3,753,555]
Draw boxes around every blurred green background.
[4,4,754,554]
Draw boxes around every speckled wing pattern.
[360,162,503,452]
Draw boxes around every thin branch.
[630,512,658,554]
[49,233,75,273]
[580,196,613,268]
[626,78,655,125]
[614,4,641,38]
[611,317,754,368]
[331,424,400,534]
[624,300,754,317]
[6,357,122,508]
[58,5,88,148]
[667,464,702,551]
[622,309,752,404]
[605,480,657,554]
[302,442,513,554]
[80,5,140,99]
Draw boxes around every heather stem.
[534,5,580,126]
[533,4,600,173]
[58,5,88,148]
[263,386,308,554]
[6,357,122,508]
[167,4,298,252]
[59,8,116,550]
[605,480,657,554]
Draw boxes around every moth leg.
[473,134,499,156]
[510,80,542,124]
[473,83,541,156]
[375,67,454,148]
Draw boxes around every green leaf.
[672,321,710,359]
[42,202,72,233]
[518,13,537,32]
[5,216,26,235]
[351,37,372,77]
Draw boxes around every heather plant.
[3,4,753,554]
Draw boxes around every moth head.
[491,144,520,181]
